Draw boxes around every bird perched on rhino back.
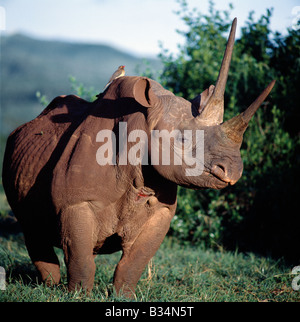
[103,65,125,90]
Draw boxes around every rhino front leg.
[113,207,173,298]
[61,203,96,292]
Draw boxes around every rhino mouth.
[204,167,231,188]
[209,163,243,187]
[211,175,229,188]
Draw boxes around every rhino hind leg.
[113,207,173,298]
[33,256,61,286]
[23,229,61,286]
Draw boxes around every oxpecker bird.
[103,65,125,90]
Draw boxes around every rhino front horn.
[199,18,237,125]
[221,80,276,143]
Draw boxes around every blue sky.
[0,0,299,56]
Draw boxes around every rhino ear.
[190,85,215,116]
[133,77,159,108]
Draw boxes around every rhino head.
[101,18,275,191]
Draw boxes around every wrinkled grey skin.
[2,19,275,297]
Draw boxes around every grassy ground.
[0,209,299,302]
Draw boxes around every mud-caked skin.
[2,19,275,297]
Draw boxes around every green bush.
[161,1,300,261]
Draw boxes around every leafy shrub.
[162,1,300,261]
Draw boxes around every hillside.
[0,34,162,135]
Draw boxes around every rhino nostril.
[211,164,229,182]
[217,164,226,173]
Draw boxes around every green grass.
[0,209,299,302]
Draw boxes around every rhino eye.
[176,132,187,143]
[176,132,193,150]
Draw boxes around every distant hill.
[0,34,162,135]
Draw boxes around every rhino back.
[2,95,90,208]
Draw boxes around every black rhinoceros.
[2,19,275,297]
